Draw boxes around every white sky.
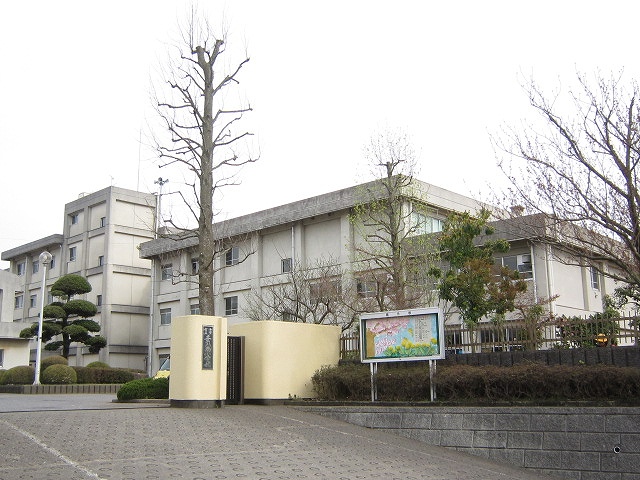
[1,0,639,268]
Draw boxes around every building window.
[282,258,293,273]
[160,308,172,325]
[357,279,377,298]
[100,216,107,228]
[590,267,600,290]
[30,295,37,308]
[190,304,200,315]
[310,280,342,302]
[96,295,102,306]
[98,255,104,267]
[32,261,39,274]
[225,247,239,266]
[161,264,173,281]
[0,349,3,367]
[69,246,77,262]
[225,296,238,316]
[191,258,199,275]
[16,262,25,276]
[70,213,79,225]
[498,254,533,279]
[50,255,56,269]
[14,295,23,309]
[410,210,444,236]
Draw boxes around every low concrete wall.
[296,405,640,479]
[229,321,340,401]
[0,384,121,394]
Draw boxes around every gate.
[226,336,245,404]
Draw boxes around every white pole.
[33,251,52,385]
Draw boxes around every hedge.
[312,363,640,402]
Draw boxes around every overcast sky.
[1,0,639,268]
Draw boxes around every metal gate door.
[226,336,244,404]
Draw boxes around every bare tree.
[244,258,361,331]
[493,72,640,306]
[153,11,257,315]
[350,130,439,311]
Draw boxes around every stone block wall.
[297,405,640,479]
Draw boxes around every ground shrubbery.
[0,366,35,385]
[117,377,169,401]
[41,355,68,370]
[86,361,110,368]
[312,362,640,402]
[0,362,139,386]
[72,367,136,384]
[42,364,77,384]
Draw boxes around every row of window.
[158,296,238,325]
[15,250,107,275]
[161,253,294,282]
[15,293,102,309]
[16,256,57,276]
[70,213,106,228]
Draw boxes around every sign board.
[202,325,214,370]
[360,307,445,363]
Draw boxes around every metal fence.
[340,314,639,359]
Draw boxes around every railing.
[340,315,639,359]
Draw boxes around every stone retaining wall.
[296,405,640,479]
[0,384,121,394]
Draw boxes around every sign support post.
[429,359,436,402]
[370,362,378,402]
[360,307,444,403]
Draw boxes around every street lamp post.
[33,251,52,385]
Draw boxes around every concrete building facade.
[2,180,623,375]
[1,186,156,370]
[139,179,618,374]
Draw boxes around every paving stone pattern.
[0,396,551,480]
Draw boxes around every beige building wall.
[228,321,340,400]
[0,337,30,369]
[1,187,156,369]
[169,315,227,402]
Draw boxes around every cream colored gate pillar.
[169,315,227,408]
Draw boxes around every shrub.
[42,364,77,384]
[312,363,370,400]
[72,367,135,384]
[86,361,110,369]
[312,362,640,402]
[117,377,169,401]
[0,365,35,385]
[41,355,67,370]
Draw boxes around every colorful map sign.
[360,308,444,363]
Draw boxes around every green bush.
[41,355,68,370]
[117,377,169,401]
[72,367,135,384]
[42,364,77,384]
[312,363,640,402]
[86,361,110,368]
[0,365,35,385]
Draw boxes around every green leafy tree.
[20,274,106,358]
[554,295,621,348]
[431,208,527,350]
